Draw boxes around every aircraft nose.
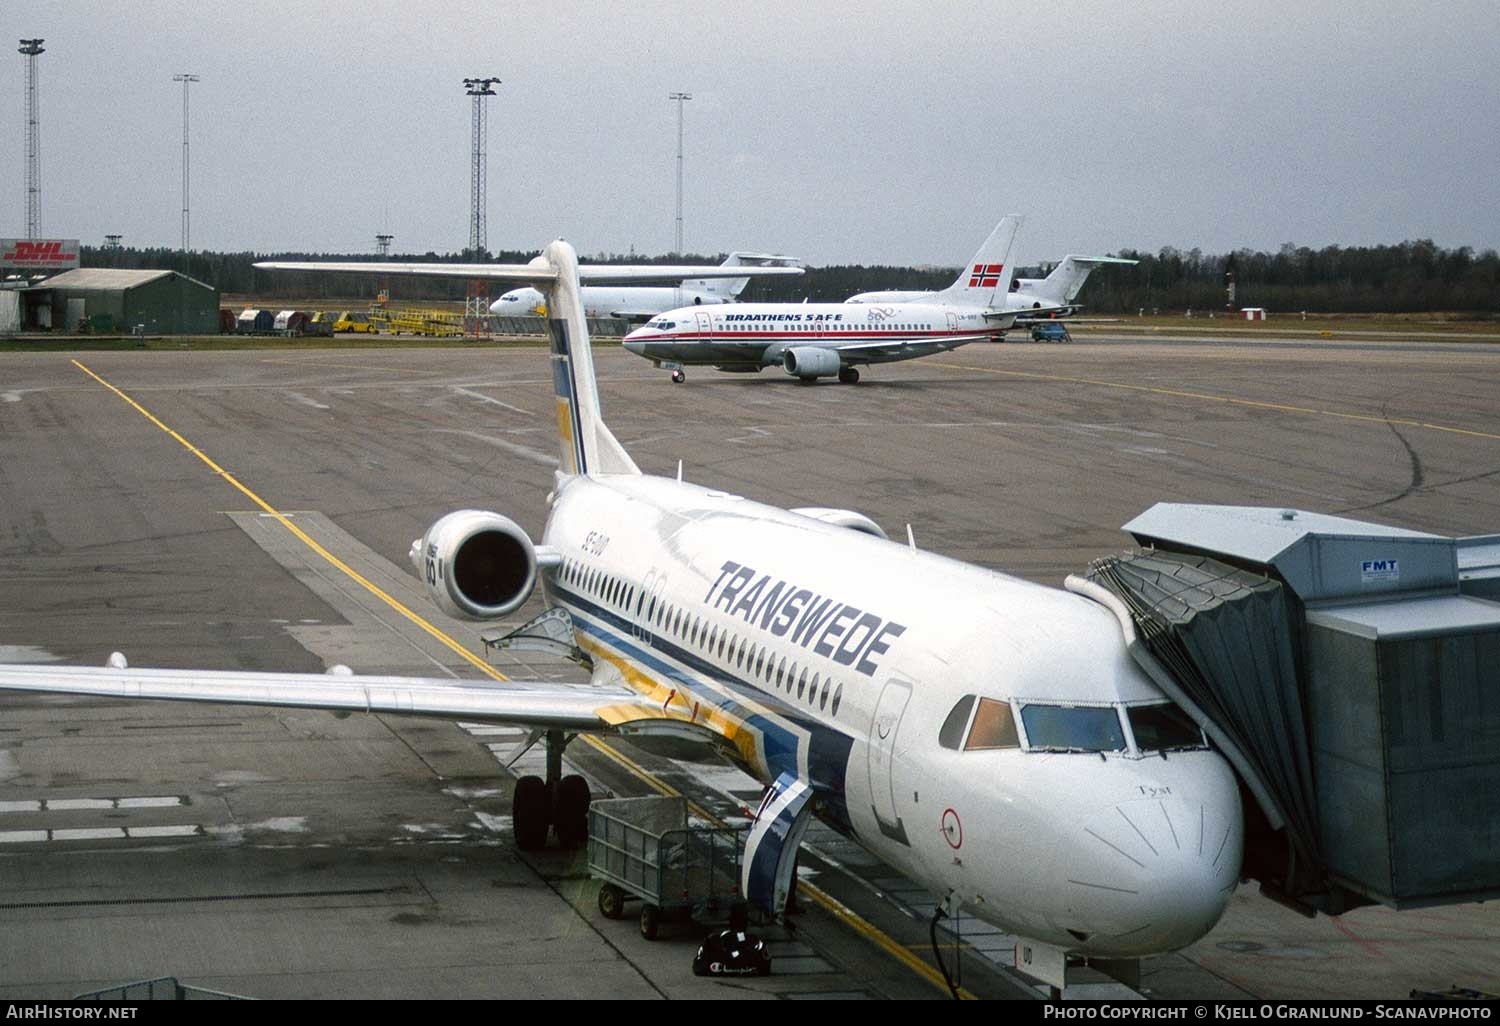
[1064,794,1241,955]
[621,335,644,354]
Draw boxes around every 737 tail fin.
[932,215,1024,309]
[1024,254,1138,305]
[538,241,640,477]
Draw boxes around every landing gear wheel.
[553,773,591,848]
[512,774,551,851]
[640,903,661,940]
[598,883,626,920]
[670,369,686,383]
[838,366,860,384]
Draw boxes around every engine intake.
[410,510,537,620]
[782,346,842,380]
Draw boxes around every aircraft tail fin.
[933,216,1024,309]
[538,241,640,477]
[689,252,804,298]
[1026,255,1138,304]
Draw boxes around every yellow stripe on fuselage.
[576,633,766,775]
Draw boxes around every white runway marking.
[285,391,331,411]
[46,798,115,811]
[451,387,532,416]
[0,645,63,664]
[126,825,201,839]
[0,795,186,813]
[50,828,127,841]
[434,429,559,467]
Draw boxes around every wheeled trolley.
[587,795,745,940]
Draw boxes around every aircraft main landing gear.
[510,728,592,850]
[670,369,686,384]
[837,366,860,384]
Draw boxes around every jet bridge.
[1075,504,1500,916]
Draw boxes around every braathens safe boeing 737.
[0,239,1242,978]
[622,217,1040,383]
[490,252,803,321]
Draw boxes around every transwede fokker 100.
[0,240,1242,977]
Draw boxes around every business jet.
[622,217,1039,384]
[0,239,1242,976]
[489,252,803,321]
[848,253,1138,319]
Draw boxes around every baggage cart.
[587,795,745,940]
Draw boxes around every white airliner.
[489,252,803,321]
[0,239,1242,973]
[848,253,1138,319]
[622,217,1037,384]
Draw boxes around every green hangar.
[21,268,219,334]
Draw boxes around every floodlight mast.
[669,91,692,255]
[172,73,200,251]
[463,76,500,258]
[19,39,45,239]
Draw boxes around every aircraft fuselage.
[540,472,1243,957]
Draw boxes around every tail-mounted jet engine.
[782,347,842,380]
[410,510,537,620]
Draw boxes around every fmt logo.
[968,263,1003,288]
[1,239,80,266]
[1361,558,1400,582]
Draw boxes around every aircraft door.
[866,678,912,846]
[694,310,712,336]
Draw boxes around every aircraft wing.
[254,260,803,286]
[828,334,996,362]
[0,662,705,736]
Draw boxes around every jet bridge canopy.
[1083,504,1500,914]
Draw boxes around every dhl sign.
[1,238,81,271]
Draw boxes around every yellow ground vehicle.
[333,311,378,334]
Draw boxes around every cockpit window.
[939,695,1020,751]
[938,695,975,750]
[964,698,1020,750]
[1019,703,1127,753]
[1127,703,1207,752]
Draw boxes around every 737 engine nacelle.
[781,346,842,380]
[410,510,537,621]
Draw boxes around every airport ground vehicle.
[588,796,745,940]
[333,311,378,333]
[1030,321,1072,342]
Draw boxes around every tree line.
[80,238,1499,315]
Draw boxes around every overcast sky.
[4,1,1498,266]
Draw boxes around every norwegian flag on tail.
[968,263,1003,288]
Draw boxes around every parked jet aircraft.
[848,254,1137,319]
[489,252,803,321]
[0,239,1242,972]
[622,218,1038,383]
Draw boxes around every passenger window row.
[556,557,843,719]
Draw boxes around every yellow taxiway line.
[72,358,972,1000]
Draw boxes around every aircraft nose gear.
[671,369,686,383]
